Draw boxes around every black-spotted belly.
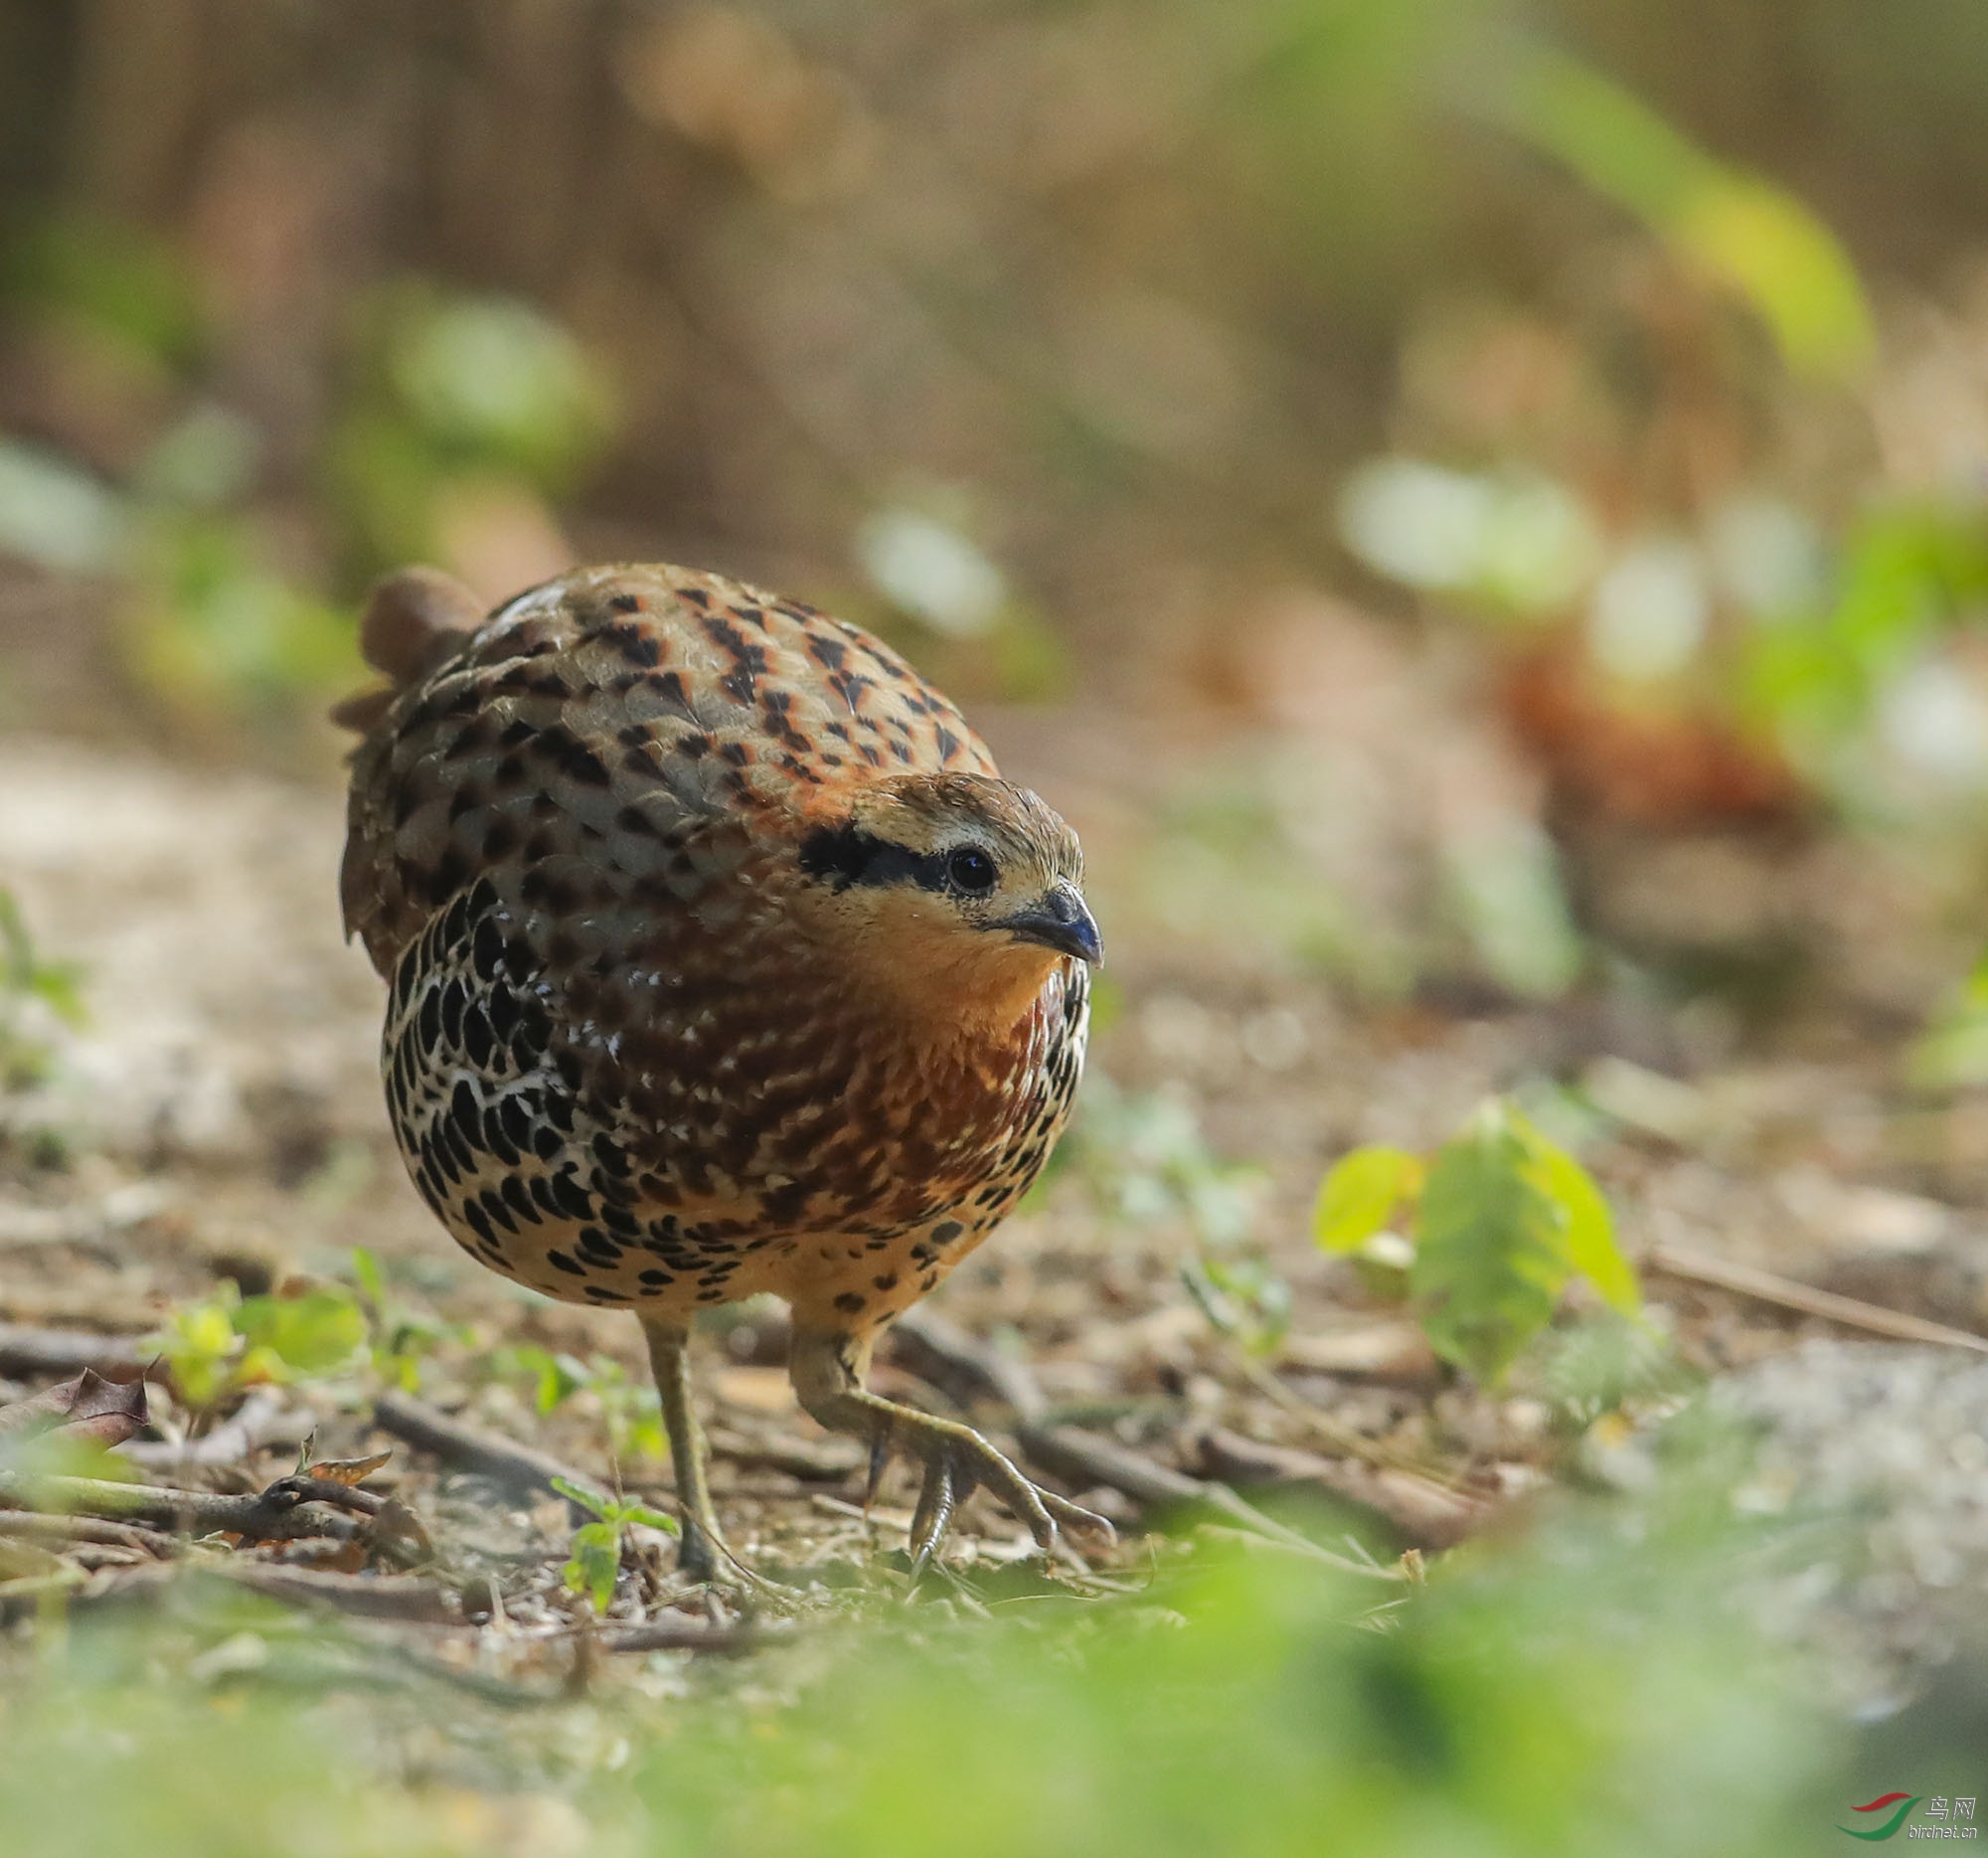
[384,879,751,1315]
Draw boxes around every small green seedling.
[1314,1097,1639,1385]
[551,1475,678,1614]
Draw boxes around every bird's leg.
[789,1326,1113,1576]
[638,1313,757,1588]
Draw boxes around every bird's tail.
[330,567,485,732]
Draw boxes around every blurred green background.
[8,3,1988,1852]
[7,0,1988,1033]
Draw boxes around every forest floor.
[3,717,1988,1838]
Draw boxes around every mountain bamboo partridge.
[338,563,1107,1579]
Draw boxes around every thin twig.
[1647,1242,1988,1354]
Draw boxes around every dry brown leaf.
[301,1449,391,1487]
[0,1369,149,1447]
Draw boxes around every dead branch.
[1222,1347,1466,1489]
[0,1470,361,1543]
[891,1306,1049,1420]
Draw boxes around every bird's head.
[794,772,1100,1025]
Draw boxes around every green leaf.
[563,1519,622,1612]
[1312,1146,1423,1254]
[233,1288,368,1378]
[1509,1110,1640,1314]
[550,1474,609,1522]
[620,1503,681,1537]
[1409,1101,1572,1385]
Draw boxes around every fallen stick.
[0,1323,151,1381]
[52,1559,459,1629]
[374,1390,611,1505]
[1015,1420,1388,1573]
[1224,1348,1466,1491]
[0,1471,361,1543]
[1647,1242,1988,1354]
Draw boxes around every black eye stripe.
[799,821,1005,898]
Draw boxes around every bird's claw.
[882,1415,1114,1577]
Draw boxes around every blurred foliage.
[117,517,353,728]
[1495,42,1876,381]
[1143,766,1418,996]
[1316,1098,1638,1384]
[0,886,83,1091]
[0,1428,1939,1855]
[4,213,204,375]
[1740,501,1988,818]
[1537,1305,1699,1434]
[148,1279,369,1412]
[325,285,613,583]
[0,217,621,756]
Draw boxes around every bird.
[336,561,1108,1581]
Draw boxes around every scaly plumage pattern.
[340,562,1106,1577]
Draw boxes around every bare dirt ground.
[2,722,1986,1709]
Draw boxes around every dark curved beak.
[997,880,1102,965]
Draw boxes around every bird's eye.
[946,847,997,894]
